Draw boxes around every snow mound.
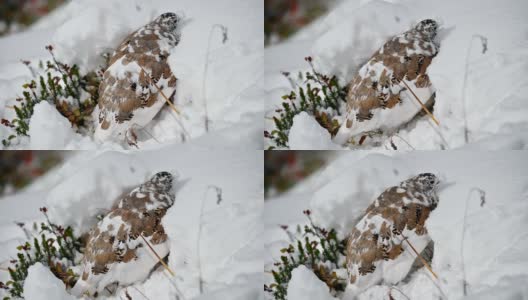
[288,112,341,150]
[287,265,337,300]
[28,101,77,149]
[23,263,74,300]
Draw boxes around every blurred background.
[0,0,65,36]
[265,151,338,198]
[265,0,338,46]
[0,151,64,196]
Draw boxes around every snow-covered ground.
[265,151,528,299]
[0,0,263,150]
[265,0,528,150]
[0,145,263,300]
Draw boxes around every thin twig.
[196,185,223,294]
[139,234,174,276]
[131,286,151,300]
[461,34,488,144]
[401,80,439,126]
[202,24,228,132]
[461,187,486,296]
[138,66,180,114]
[138,66,190,139]
[389,286,411,300]
[401,233,438,279]
[392,134,415,150]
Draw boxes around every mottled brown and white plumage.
[345,173,440,294]
[334,20,439,144]
[71,172,175,296]
[94,13,181,144]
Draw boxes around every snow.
[287,265,338,300]
[289,112,342,150]
[23,263,75,300]
[28,101,86,150]
[0,0,263,150]
[265,151,528,299]
[0,143,262,299]
[265,0,528,150]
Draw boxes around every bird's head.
[157,12,181,32]
[413,173,440,194]
[415,19,438,40]
[150,171,174,192]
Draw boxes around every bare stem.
[139,234,174,276]
[461,34,488,144]
[401,233,438,279]
[138,66,190,139]
[196,185,223,294]
[461,187,486,296]
[202,24,228,133]
[401,80,439,126]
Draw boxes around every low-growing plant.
[264,57,348,149]
[264,210,347,300]
[0,207,82,299]
[1,45,106,147]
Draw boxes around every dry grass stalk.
[401,233,438,279]
[389,286,411,300]
[401,80,440,126]
[139,234,175,277]
[139,66,180,114]
[131,286,152,300]
[139,65,190,139]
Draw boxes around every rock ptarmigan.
[345,173,440,295]
[71,172,176,297]
[94,13,181,145]
[334,19,439,145]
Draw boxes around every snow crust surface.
[28,101,89,150]
[23,263,75,300]
[289,112,342,150]
[287,265,338,300]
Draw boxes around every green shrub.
[1,45,106,147]
[0,207,82,299]
[264,57,347,149]
[264,210,347,300]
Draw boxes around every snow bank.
[289,112,341,150]
[265,0,528,150]
[28,101,77,149]
[23,263,74,300]
[287,265,337,300]
[265,151,528,299]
